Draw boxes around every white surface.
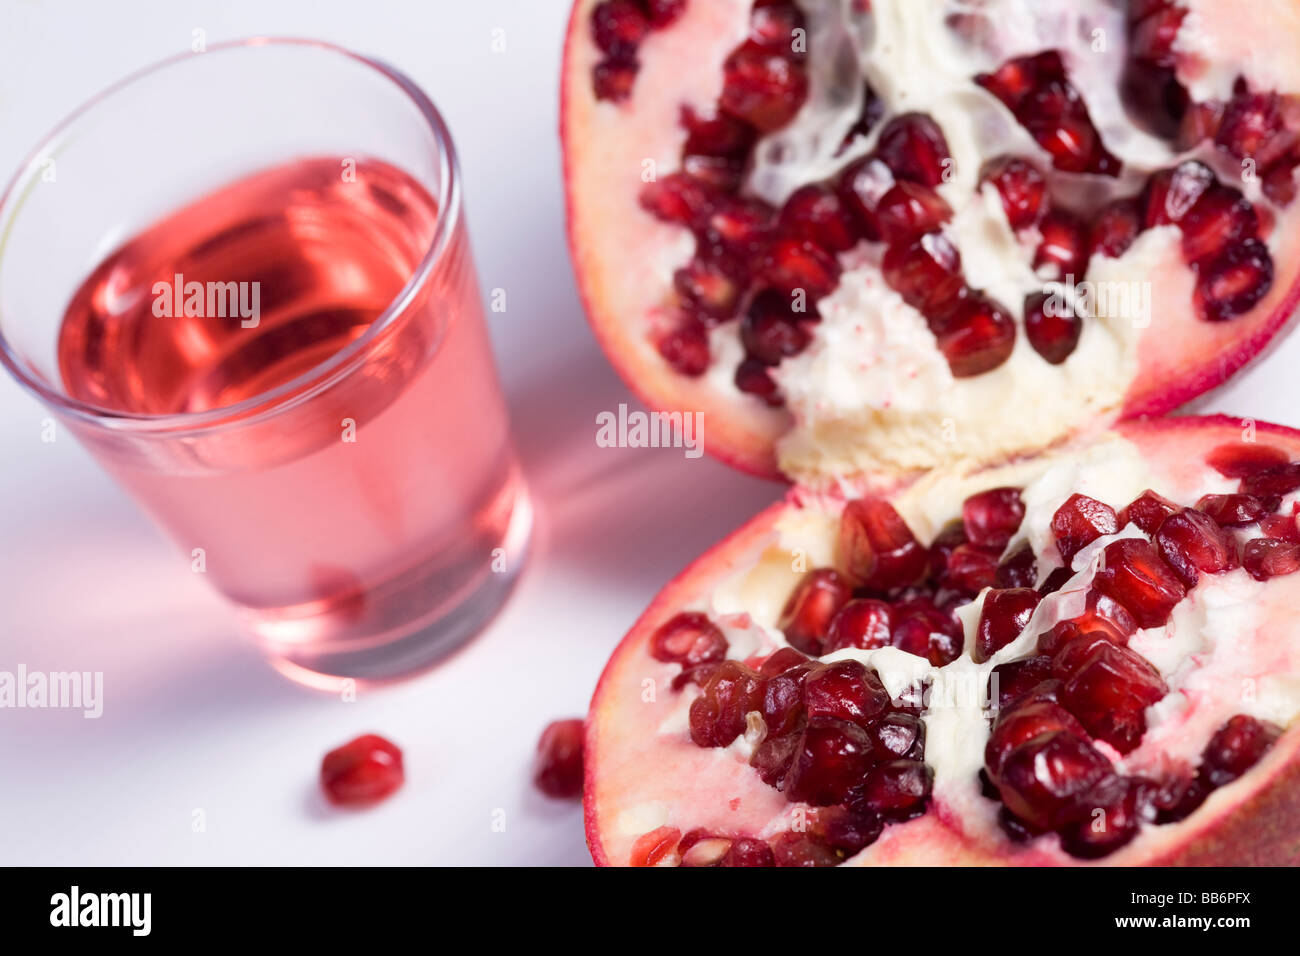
[0,0,780,865]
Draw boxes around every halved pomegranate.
[563,0,1300,480]
[585,418,1300,865]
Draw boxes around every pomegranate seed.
[976,52,1054,111]
[882,232,964,315]
[761,237,841,299]
[681,107,757,191]
[718,46,809,132]
[639,171,715,226]
[657,318,710,376]
[874,112,952,187]
[645,0,686,28]
[674,258,741,321]
[1019,76,1121,176]
[700,195,775,260]
[975,587,1042,663]
[837,156,895,240]
[592,57,639,103]
[1119,489,1179,534]
[868,713,925,762]
[740,308,810,365]
[891,598,964,666]
[688,660,765,747]
[928,519,967,574]
[720,837,776,867]
[1179,185,1259,266]
[751,731,801,785]
[985,699,1087,777]
[649,611,728,667]
[838,497,928,591]
[875,181,953,244]
[931,291,1016,378]
[824,598,894,652]
[532,720,587,799]
[734,358,783,405]
[1263,154,1300,206]
[942,543,1001,595]
[1061,643,1168,753]
[1090,198,1143,260]
[1194,238,1274,322]
[1120,60,1189,140]
[748,2,807,58]
[980,155,1047,231]
[1197,492,1267,527]
[1079,589,1142,641]
[1129,1,1187,64]
[771,830,840,867]
[591,0,650,58]
[1154,509,1238,587]
[1051,493,1119,565]
[963,486,1026,550]
[1177,100,1225,150]
[803,660,891,728]
[677,831,733,867]
[762,660,815,736]
[995,731,1114,831]
[1058,776,1143,859]
[996,542,1039,589]
[1033,209,1090,281]
[1048,627,1128,680]
[1216,88,1293,164]
[1199,715,1281,787]
[778,568,853,655]
[1092,538,1186,628]
[1207,442,1290,478]
[1143,161,1213,227]
[321,733,404,806]
[1038,566,1074,595]
[1152,773,1207,823]
[1243,538,1300,580]
[819,806,884,854]
[778,183,859,253]
[1023,291,1082,365]
[783,719,876,806]
[630,825,681,866]
[758,646,809,678]
[989,655,1054,711]
[852,759,933,819]
[1261,511,1300,543]
[1241,461,1300,501]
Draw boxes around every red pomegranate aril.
[591,0,650,58]
[995,730,1114,831]
[678,830,733,867]
[837,156,895,239]
[1061,642,1168,754]
[1017,75,1120,176]
[838,497,928,591]
[927,519,966,574]
[688,660,765,747]
[1038,566,1074,595]
[1206,442,1291,478]
[751,731,801,785]
[771,830,840,867]
[1120,60,1189,140]
[1179,185,1259,266]
[762,660,815,736]
[980,155,1047,231]
[1090,198,1143,260]
[1262,511,1300,543]
[943,544,1001,595]
[985,700,1087,777]
[592,57,639,103]
[778,568,853,655]
[874,112,952,187]
[1152,773,1208,824]
[1263,155,1300,206]
[1119,489,1179,535]
[1058,775,1144,859]
[748,1,806,58]
[963,486,1026,550]
[1033,209,1089,281]
[718,45,809,133]
[975,587,1042,663]
[645,0,685,28]
[674,258,741,321]
[720,837,776,867]
[1023,291,1082,366]
[875,181,953,244]
[321,733,404,806]
[734,358,783,406]
[1092,538,1186,629]
[1215,88,1292,164]
[868,713,925,762]
[891,599,964,666]
[657,318,710,376]
[1051,493,1119,565]
[1242,538,1300,581]
[762,238,841,299]
[1241,461,1300,501]
[853,759,933,819]
[740,309,810,365]
[976,52,1052,112]
[823,598,894,652]
[819,806,884,855]
[930,290,1016,378]
[681,106,757,189]
[783,718,876,806]
[630,825,681,867]
[1049,627,1127,680]
[1196,492,1267,527]
[1155,508,1238,587]
[996,542,1039,589]
[779,183,859,253]
[1194,238,1274,323]
[803,660,891,728]
[1129,1,1187,64]
[1199,715,1282,788]
[700,196,774,260]
[649,611,728,668]
[1143,161,1213,227]
[758,646,809,678]
[989,655,1054,711]
[882,232,964,315]
[1082,589,1142,641]
[639,171,715,227]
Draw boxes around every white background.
[0,0,1298,866]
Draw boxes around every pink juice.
[56,157,525,662]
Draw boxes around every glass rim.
[0,36,461,436]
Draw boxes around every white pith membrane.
[592,423,1300,865]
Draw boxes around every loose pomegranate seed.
[1090,197,1143,260]
[681,106,757,191]
[930,290,1016,378]
[748,1,806,58]
[688,660,765,747]
[639,172,715,227]
[882,232,964,315]
[979,155,1047,231]
[673,257,741,322]
[1061,642,1168,753]
[1196,492,1267,527]
[995,730,1114,831]
[761,237,841,299]
[591,0,650,58]
[803,660,891,728]
[321,733,404,806]
[783,718,876,806]
[1033,209,1090,281]
[838,497,928,591]
[819,806,884,855]
[1051,493,1119,565]
[823,598,894,652]
[734,358,783,406]
[1119,489,1179,535]
[1242,538,1300,580]
[630,825,681,867]
[875,181,953,244]
[1154,508,1238,587]
[873,112,952,187]
[771,830,840,867]
[751,731,801,785]
[1199,715,1282,787]
[1058,775,1144,859]
[718,45,809,132]
[778,183,859,253]
[649,611,728,668]
[989,655,1054,711]
[975,587,1042,663]
[592,57,639,103]
[1092,538,1186,629]
[657,318,710,376]
[985,699,1087,777]
[963,486,1026,550]
[1142,161,1213,227]
[1241,461,1300,501]
[721,837,776,867]
[1206,442,1290,478]
[1023,291,1083,365]
[1179,185,1259,266]
[852,759,933,820]
[891,598,964,666]
[778,568,853,655]
[1194,238,1273,323]
[645,0,686,28]
[996,542,1039,589]
[740,307,810,365]
[942,544,1001,595]
[868,713,925,762]
[837,156,895,240]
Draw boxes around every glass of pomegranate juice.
[0,40,531,681]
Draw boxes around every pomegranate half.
[585,417,1300,865]
[562,0,1300,480]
